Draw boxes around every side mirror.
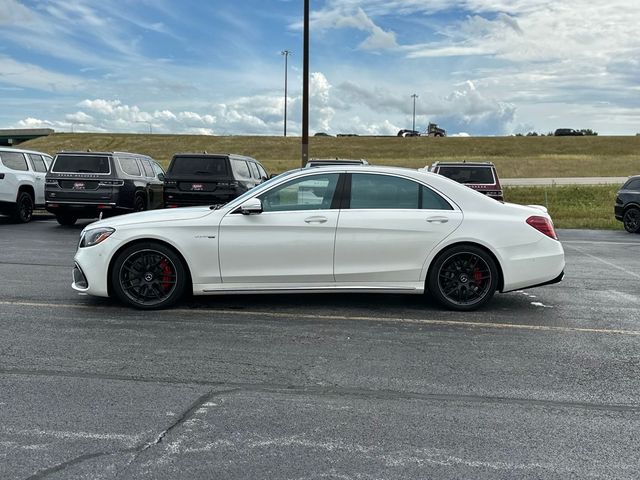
[157,173,165,181]
[239,198,263,215]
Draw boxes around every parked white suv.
[0,146,53,222]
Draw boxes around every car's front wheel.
[427,245,499,311]
[622,207,640,233]
[111,242,187,309]
[12,192,34,223]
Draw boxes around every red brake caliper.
[159,259,173,292]
[473,268,483,285]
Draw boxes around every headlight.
[79,227,115,248]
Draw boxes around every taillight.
[526,216,558,240]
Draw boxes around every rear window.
[52,155,111,174]
[169,156,230,176]
[0,151,28,171]
[436,166,496,184]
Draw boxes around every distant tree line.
[515,129,598,136]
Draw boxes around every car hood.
[86,206,216,230]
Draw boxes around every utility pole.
[281,50,291,137]
[301,0,309,167]
[135,121,152,134]
[411,94,419,133]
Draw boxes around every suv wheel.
[134,194,146,212]
[12,192,34,223]
[623,207,640,233]
[56,213,78,226]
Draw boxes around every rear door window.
[28,154,48,173]
[52,155,111,174]
[231,159,251,179]
[118,157,141,176]
[0,152,28,171]
[139,158,155,178]
[248,162,260,179]
[350,173,452,210]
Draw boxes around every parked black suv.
[163,153,269,208]
[614,176,640,233]
[45,151,165,225]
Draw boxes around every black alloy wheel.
[623,207,640,233]
[13,192,34,223]
[428,245,498,311]
[134,194,146,212]
[111,242,187,309]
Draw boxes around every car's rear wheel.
[622,207,640,233]
[428,245,498,311]
[111,242,187,309]
[12,191,34,223]
[134,194,146,212]
[56,213,78,226]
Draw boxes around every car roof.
[432,161,496,167]
[0,146,52,156]
[55,151,147,156]
[171,152,257,160]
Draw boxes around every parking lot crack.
[115,388,239,477]
[23,389,238,480]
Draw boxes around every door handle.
[304,216,328,224]
[426,216,449,223]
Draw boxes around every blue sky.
[1,0,639,136]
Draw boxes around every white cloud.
[307,6,398,51]
[65,111,93,123]
[0,55,84,92]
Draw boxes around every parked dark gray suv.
[163,153,269,208]
[614,175,640,233]
[45,151,165,225]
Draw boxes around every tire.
[134,194,146,212]
[622,207,640,233]
[427,245,499,311]
[56,213,78,226]
[12,191,34,223]
[111,242,187,309]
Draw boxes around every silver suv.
[0,146,53,222]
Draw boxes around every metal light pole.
[411,94,419,132]
[135,121,152,134]
[301,0,309,167]
[281,50,291,137]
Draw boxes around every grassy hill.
[20,133,640,177]
[18,133,638,229]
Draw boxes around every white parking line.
[564,244,640,280]
[2,300,640,337]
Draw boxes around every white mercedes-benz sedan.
[72,165,564,311]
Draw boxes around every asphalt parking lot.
[1,214,639,479]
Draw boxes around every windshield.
[169,156,230,176]
[52,155,111,174]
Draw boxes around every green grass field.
[20,133,636,230]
